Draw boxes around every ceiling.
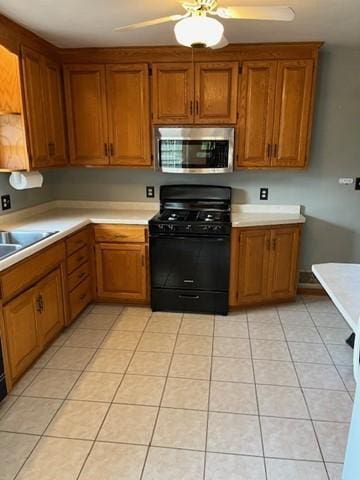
[0,0,359,49]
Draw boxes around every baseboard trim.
[297,285,327,296]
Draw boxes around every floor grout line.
[202,313,215,480]
[139,311,185,480]
[74,306,150,480]
[247,308,268,480]
[277,300,331,480]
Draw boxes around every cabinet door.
[237,229,271,304]
[106,64,151,166]
[152,63,194,124]
[36,268,65,347]
[3,287,40,381]
[21,47,49,168]
[96,243,147,301]
[64,64,109,165]
[268,227,300,299]
[195,62,238,124]
[43,59,67,166]
[272,60,313,167]
[237,61,277,167]
[0,45,22,114]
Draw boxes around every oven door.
[154,127,234,174]
[150,235,230,292]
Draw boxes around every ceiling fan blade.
[114,14,186,32]
[216,6,295,21]
[210,35,230,49]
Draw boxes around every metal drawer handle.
[79,293,87,301]
[78,272,86,279]
[178,294,200,300]
[183,279,194,283]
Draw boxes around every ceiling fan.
[114,0,295,49]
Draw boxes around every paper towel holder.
[9,171,43,190]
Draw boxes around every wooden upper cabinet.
[21,46,67,169]
[36,268,64,347]
[42,59,67,166]
[238,61,277,167]
[272,60,313,167]
[21,47,49,168]
[0,45,21,114]
[106,64,151,166]
[152,63,194,124]
[237,229,271,304]
[237,59,314,169]
[195,62,238,124]
[64,64,108,165]
[268,226,300,299]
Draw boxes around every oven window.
[159,140,229,169]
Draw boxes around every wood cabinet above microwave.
[152,62,238,125]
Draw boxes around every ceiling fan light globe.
[174,15,224,48]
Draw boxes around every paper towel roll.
[9,171,43,190]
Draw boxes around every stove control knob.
[186,224,192,231]
[201,225,210,232]
[158,224,165,230]
[167,224,175,231]
[212,225,223,233]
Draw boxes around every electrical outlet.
[260,188,269,201]
[1,194,11,210]
[355,178,360,190]
[146,186,155,198]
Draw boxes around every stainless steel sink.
[0,244,22,258]
[0,230,58,260]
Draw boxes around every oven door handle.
[178,294,200,300]
[151,235,229,241]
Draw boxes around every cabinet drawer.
[69,276,92,320]
[94,225,146,243]
[66,228,90,255]
[1,242,65,301]
[68,263,90,292]
[67,245,88,274]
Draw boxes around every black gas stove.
[149,185,231,315]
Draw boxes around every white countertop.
[0,200,305,272]
[312,262,360,382]
[312,263,360,333]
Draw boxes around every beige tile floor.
[0,296,354,480]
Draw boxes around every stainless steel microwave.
[154,127,234,174]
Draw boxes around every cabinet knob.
[195,100,199,115]
[104,143,108,157]
[190,101,193,115]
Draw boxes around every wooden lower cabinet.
[230,225,301,307]
[36,269,64,346]
[95,243,147,302]
[2,267,64,382]
[268,227,301,300]
[3,287,41,382]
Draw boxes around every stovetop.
[158,209,230,223]
[149,185,232,236]
[149,208,231,235]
